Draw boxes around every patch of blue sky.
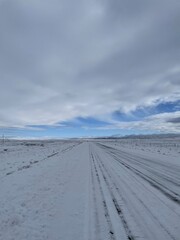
[112,100,180,122]
[1,100,179,138]
[60,117,111,128]
[0,126,156,139]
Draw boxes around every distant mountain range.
[95,133,180,139]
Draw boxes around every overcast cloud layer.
[0,0,180,134]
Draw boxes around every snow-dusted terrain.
[0,138,180,240]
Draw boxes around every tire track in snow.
[93,151,137,240]
[94,143,180,240]
[95,153,176,240]
[97,143,180,204]
[89,147,101,240]
[90,144,133,240]
[90,150,115,240]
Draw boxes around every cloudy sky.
[0,0,180,138]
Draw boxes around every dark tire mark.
[94,143,179,240]
[90,151,115,240]
[94,152,135,240]
[97,143,180,204]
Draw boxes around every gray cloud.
[0,0,180,129]
[167,117,180,124]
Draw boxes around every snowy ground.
[0,138,180,240]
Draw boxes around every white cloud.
[97,111,180,133]
[0,0,180,129]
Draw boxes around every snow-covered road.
[0,140,180,240]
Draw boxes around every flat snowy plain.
[0,137,180,240]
